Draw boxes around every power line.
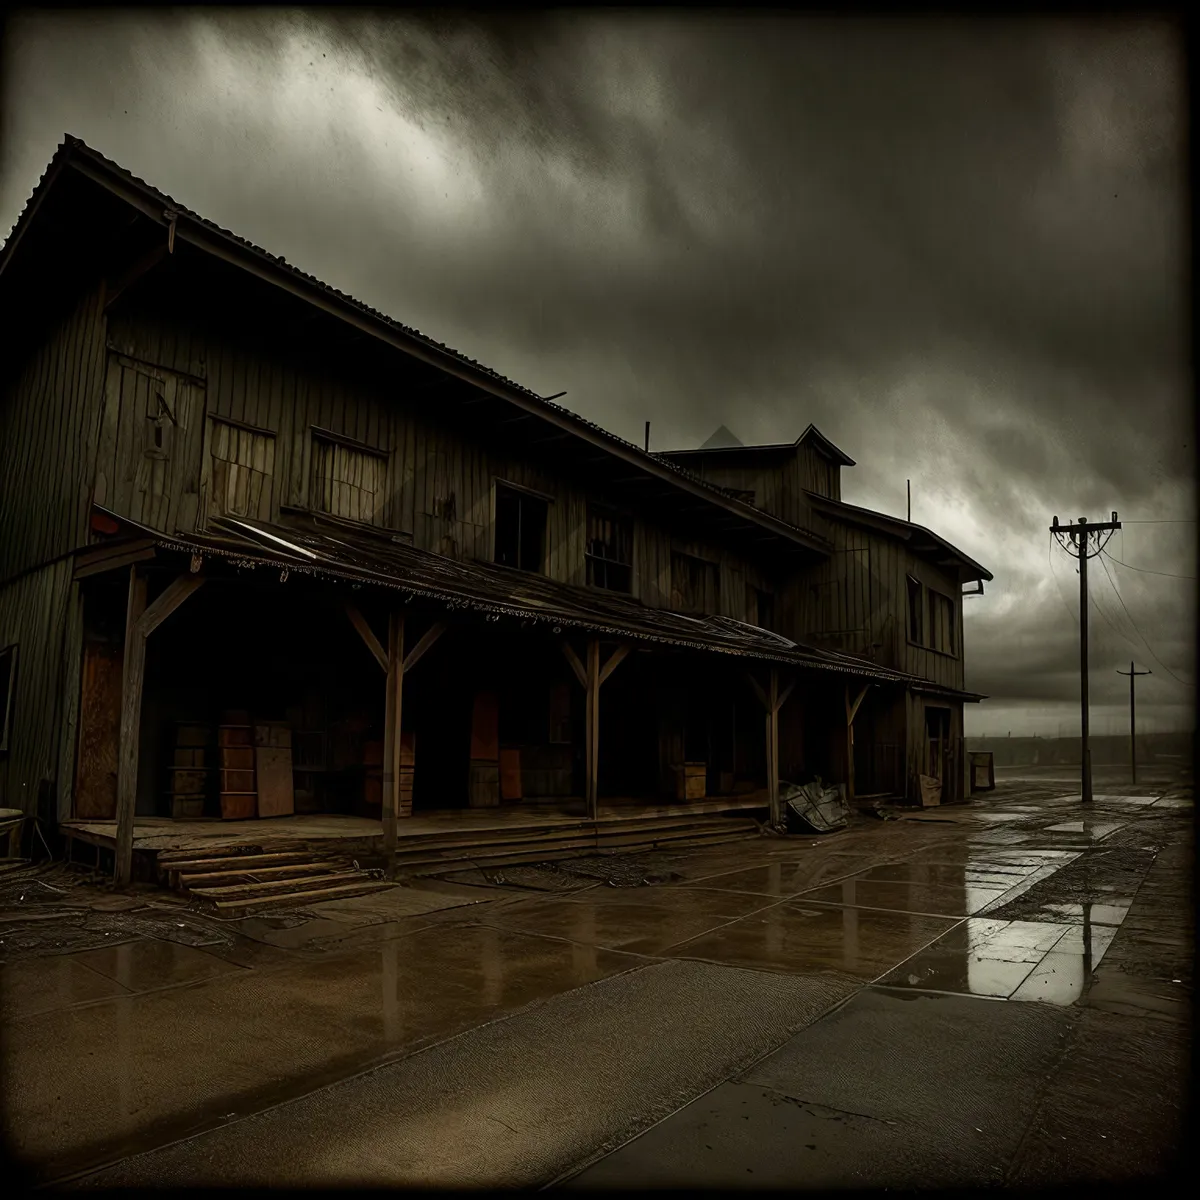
[1119,519,1197,524]
[1096,553,1195,689]
[1100,549,1196,582]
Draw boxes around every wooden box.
[172,746,206,769]
[219,746,255,772]
[220,792,257,820]
[468,761,500,808]
[171,797,205,819]
[218,724,253,748]
[169,767,207,795]
[675,762,707,802]
[220,768,256,793]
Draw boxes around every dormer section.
[794,424,854,502]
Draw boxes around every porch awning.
[89,506,925,686]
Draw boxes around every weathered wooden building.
[0,137,990,888]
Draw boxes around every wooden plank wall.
[0,559,76,816]
[0,283,108,583]
[781,518,965,691]
[795,445,840,500]
[105,299,775,623]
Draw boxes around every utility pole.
[1116,661,1151,783]
[1050,512,1122,804]
[907,480,911,522]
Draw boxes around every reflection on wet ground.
[0,779,1188,1181]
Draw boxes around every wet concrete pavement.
[2,770,1191,1187]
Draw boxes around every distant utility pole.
[1116,661,1151,783]
[1050,512,1122,804]
[907,480,911,522]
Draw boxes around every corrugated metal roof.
[104,506,924,684]
[0,136,833,555]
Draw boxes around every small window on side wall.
[907,575,924,645]
[494,483,547,573]
[0,644,16,756]
[586,505,633,593]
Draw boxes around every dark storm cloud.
[1,10,1190,731]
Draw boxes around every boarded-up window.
[907,575,924,645]
[0,643,16,755]
[586,505,633,592]
[671,552,720,614]
[930,590,956,655]
[311,434,389,526]
[494,483,547,573]
[208,419,276,520]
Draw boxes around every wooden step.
[391,833,598,867]
[188,871,371,900]
[212,880,395,916]
[163,851,323,879]
[156,844,264,865]
[178,860,349,889]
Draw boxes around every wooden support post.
[586,638,601,819]
[115,568,207,886]
[345,603,387,672]
[403,620,447,673]
[383,613,405,857]
[844,683,870,804]
[767,668,780,826]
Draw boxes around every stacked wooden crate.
[364,731,415,816]
[468,692,500,808]
[218,712,257,819]
[169,722,210,819]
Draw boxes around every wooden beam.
[743,670,768,711]
[73,541,157,580]
[586,638,601,819]
[104,242,169,311]
[598,644,631,687]
[345,603,387,673]
[767,668,780,826]
[559,638,587,689]
[402,620,447,673]
[777,678,796,712]
[137,574,205,639]
[382,612,405,857]
[114,566,148,888]
[846,683,870,726]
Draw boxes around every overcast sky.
[2,10,1193,735]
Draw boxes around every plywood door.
[74,636,123,819]
[255,746,295,817]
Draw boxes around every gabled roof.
[0,136,832,562]
[657,422,855,466]
[805,492,993,583]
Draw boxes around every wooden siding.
[795,444,841,500]
[0,283,108,583]
[781,517,965,691]
[0,560,78,817]
[103,297,775,623]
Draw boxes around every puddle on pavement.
[795,878,1008,918]
[1043,822,1124,839]
[659,902,957,980]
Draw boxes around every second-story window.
[671,552,720,615]
[586,504,633,593]
[930,589,957,655]
[907,575,924,645]
[494,483,547,572]
[208,418,276,521]
[311,432,389,527]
